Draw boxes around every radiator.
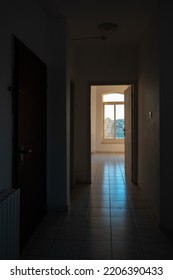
[0,188,20,260]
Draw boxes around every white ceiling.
[42,0,157,47]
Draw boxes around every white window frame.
[102,94,125,144]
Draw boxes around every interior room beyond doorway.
[90,85,129,154]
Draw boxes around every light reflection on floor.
[20,153,173,260]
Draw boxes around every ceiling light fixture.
[71,22,117,41]
[97,22,118,34]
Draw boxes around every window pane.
[103,93,124,102]
[104,104,114,139]
[116,104,124,139]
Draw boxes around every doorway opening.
[90,83,138,184]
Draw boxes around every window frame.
[102,96,125,144]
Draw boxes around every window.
[103,93,124,142]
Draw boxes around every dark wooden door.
[12,36,47,250]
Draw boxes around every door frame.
[88,81,138,184]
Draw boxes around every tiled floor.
[20,153,173,260]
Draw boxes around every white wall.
[74,44,138,182]
[138,11,160,221]
[0,0,70,210]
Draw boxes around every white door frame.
[88,81,138,184]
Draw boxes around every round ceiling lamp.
[97,22,118,34]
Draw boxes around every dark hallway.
[1,0,173,269]
[20,153,173,260]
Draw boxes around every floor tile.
[112,242,145,260]
[138,228,171,243]
[111,216,136,229]
[70,199,90,208]
[80,241,112,259]
[84,227,111,241]
[86,216,110,227]
[111,200,131,208]
[55,226,85,240]
[135,217,158,229]
[48,240,82,258]
[39,212,65,227]
[132,208,153,218]
[67,207,88,216]
[19,153,173,260]
[61,216,86,228]
[87,207,110,217]
[93,188,110,194]
[111,208,133,217]
[111,227,140,242]
[91,194,109,201]
[89,200,110,208]
[31,225,60,240]
[20,239,53,257]
[142,243,173,259]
